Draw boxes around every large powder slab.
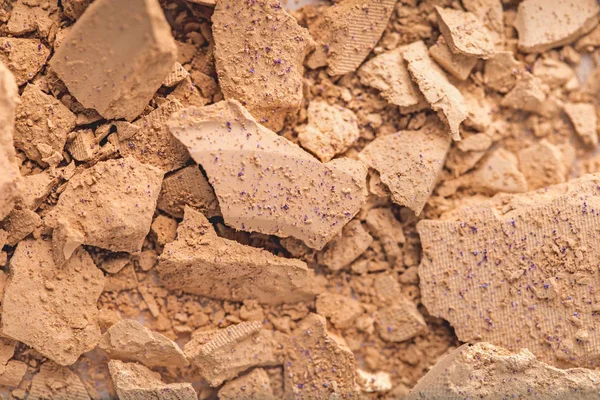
[50,0,177,121]
[418,173,600,368]
[167,100,368,250]
[0,62,20,221]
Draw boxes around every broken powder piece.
[184,321,280,387]
[1,208,42,246]
[460,85,493,132]
[0,38,50,86]
[429,37,478,81]
[514,0,600,53]
[306,0,396,76]
[0,62,20,221]
[375,300,427,343]
[403,41,468,141]
[484,51,522,93]
[108,360,196,400]
[316,292,363,329]
[470,148,528,194]
[1,239,104,366]
[150,215,178,246]
[100,253,131,274]
[218,368,274,400]
[167,77,209,108]
[67,129,97,162]
[357,369,392,393]
[297,101,359,162]
[158,207,320,305]
[407,343,600,399]
[500,72,546,114]
[51,219,85,267]
[359,126,451,215]
[157,166,220,219]
[435,7,495,58]
[456,132,493,153]
[357,47,427,110]
[418,173,600,367]
[162,62,189,88]
[46,157,163,263]
[212,0,314,131]
[50,0,177,120]
[284,313,359,399]
[167,100,368,250]
[532,58,575,88]
[564,102,598,147]
[104,264,138,293]
[0,361,27,388]
[14,84,76,166]
[99,319,187,368]
[318,220,373,271]
[62,0,93,20]
[118,100,190,172]
[29,362,90,400]
[364,208,405,263]
[518,140,566,190]
[575,24,600,51]
[0,338,16,370]
[6,0,60,38]
[462,0,504,45]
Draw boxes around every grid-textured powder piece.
[29,363,90,400]
[418,173,600,368]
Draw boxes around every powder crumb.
[150,215,178,247]
[318,220,373,271]
[0,38,50,86]
[517,140,567,190]
[218,368,274,400]
[375,301,427,343]
[500,72,547,114]
[483,51,522,93]
[429,37,478,81]
[29,362,90,400]
[564,102,599,147]
[315,292,363,329]
[434,6,495,58]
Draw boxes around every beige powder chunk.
[357,369,392,393]
[62,0,93,20]
[357,47,426,110]
[359,126,451,215]
[50,0,177,121]
[157,166,220,219]
[212,0,314,131]
[407,343,600,399]
[218,368,274,400]
[484,51,522,93]
[99,319,187,368]
[162,62,189,88]
[0,62,20,221]
[46,157,163,264]
[1,208,42,246]
[435,7,495,58]
[284,313,359,399]
[306,0,396,76]
[108,360,197,400]
[514,0,600,53]
[7,0,60,38]
[14,84,76,166]
[418,173,600,367]
[403,41,468,141]
[471,148,528,194]
[319,220,373,271]
[365,208,405,263]
[67,129,97,162]
[462,0,504,44]
[500,72,547,114]
[0,361,27,388]
[29,362,90,400]
[184,321,280,386]
[159,207,320,305]
[564,102,598,147]
[518,140,566,190]
[533,58,575,88]
[429,37,478,81]
[375,301,427,342]
[167,77,209,108]
[316,292,363,329]
[0,38,50,86]
[1,239,104,366]
[0,338,16,370]
[150,215,178,246]
[167,100,368,250]
[297,101,359,162]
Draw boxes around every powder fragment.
[284,313,359,399]
[14,84,76,166]
[364,208,405,263]
[403,41,468,141]
[212,0,314,131]
[564,102,598,147]
[6,0,60,38]
[462,0,504,45]
[159,207,320,305]
[434,7,495,58]
[429,37,478,81]
[104,264,138,293]
[575,24,600,51]
[418,173,600,367]
[407,343,600,399]
[1,208,42,246]
[514,0,600,53]
[359,126,451,215]
[318,220,373,271]
[517,140,566,190]
[357,47,427,110]
[483,51,522,93]
[184,321,280,386]
[16,172,56,211]
[470,148,528,194]
[62,0,93,20]
[532,58,575,88]
[162,62,189,88]
[167,100,368,250]
[46,157,163,264]
[0,361,27,388]
[0,338,16,371]
[297,101,359,162]
[316,292,363,329]
[67,129,97,162]
[166,77,209,108]
[1,239,104,366]
[306,0,396,76]
[29,362,90,400]
[108,360,197,400]
[0,38,50,86]
[375,301,427,343]
[100,253,131,275]
[356,369,392,393]
[50,0,177,121]
[500,72,547,114]
[218,368,274,400]
[461,85,493,132]
[150,215,178,246]
[0,62,19,221]
[99,319,187,368]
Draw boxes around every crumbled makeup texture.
[28,362,90,400]
[158,207,320,305]
[407,343,600,399]
[434,6,495,58]
[319,219,373,271]
[500,72,547,114]
[218,368,274,400]
[0,38,50,86]
[50,0,177,120]
[483,51,522,93]
[514,0,600,53]
[419,174,600,368]
[0,62,20,221]
[469,148,528,194]
[429,37,478,81]
[167,100,368,250]
[6,0,60,38]
[212,0,314,132]
[564,102,599,147]
[316,292,363,329]
[518,140,566,190]
[1,239,104,366]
